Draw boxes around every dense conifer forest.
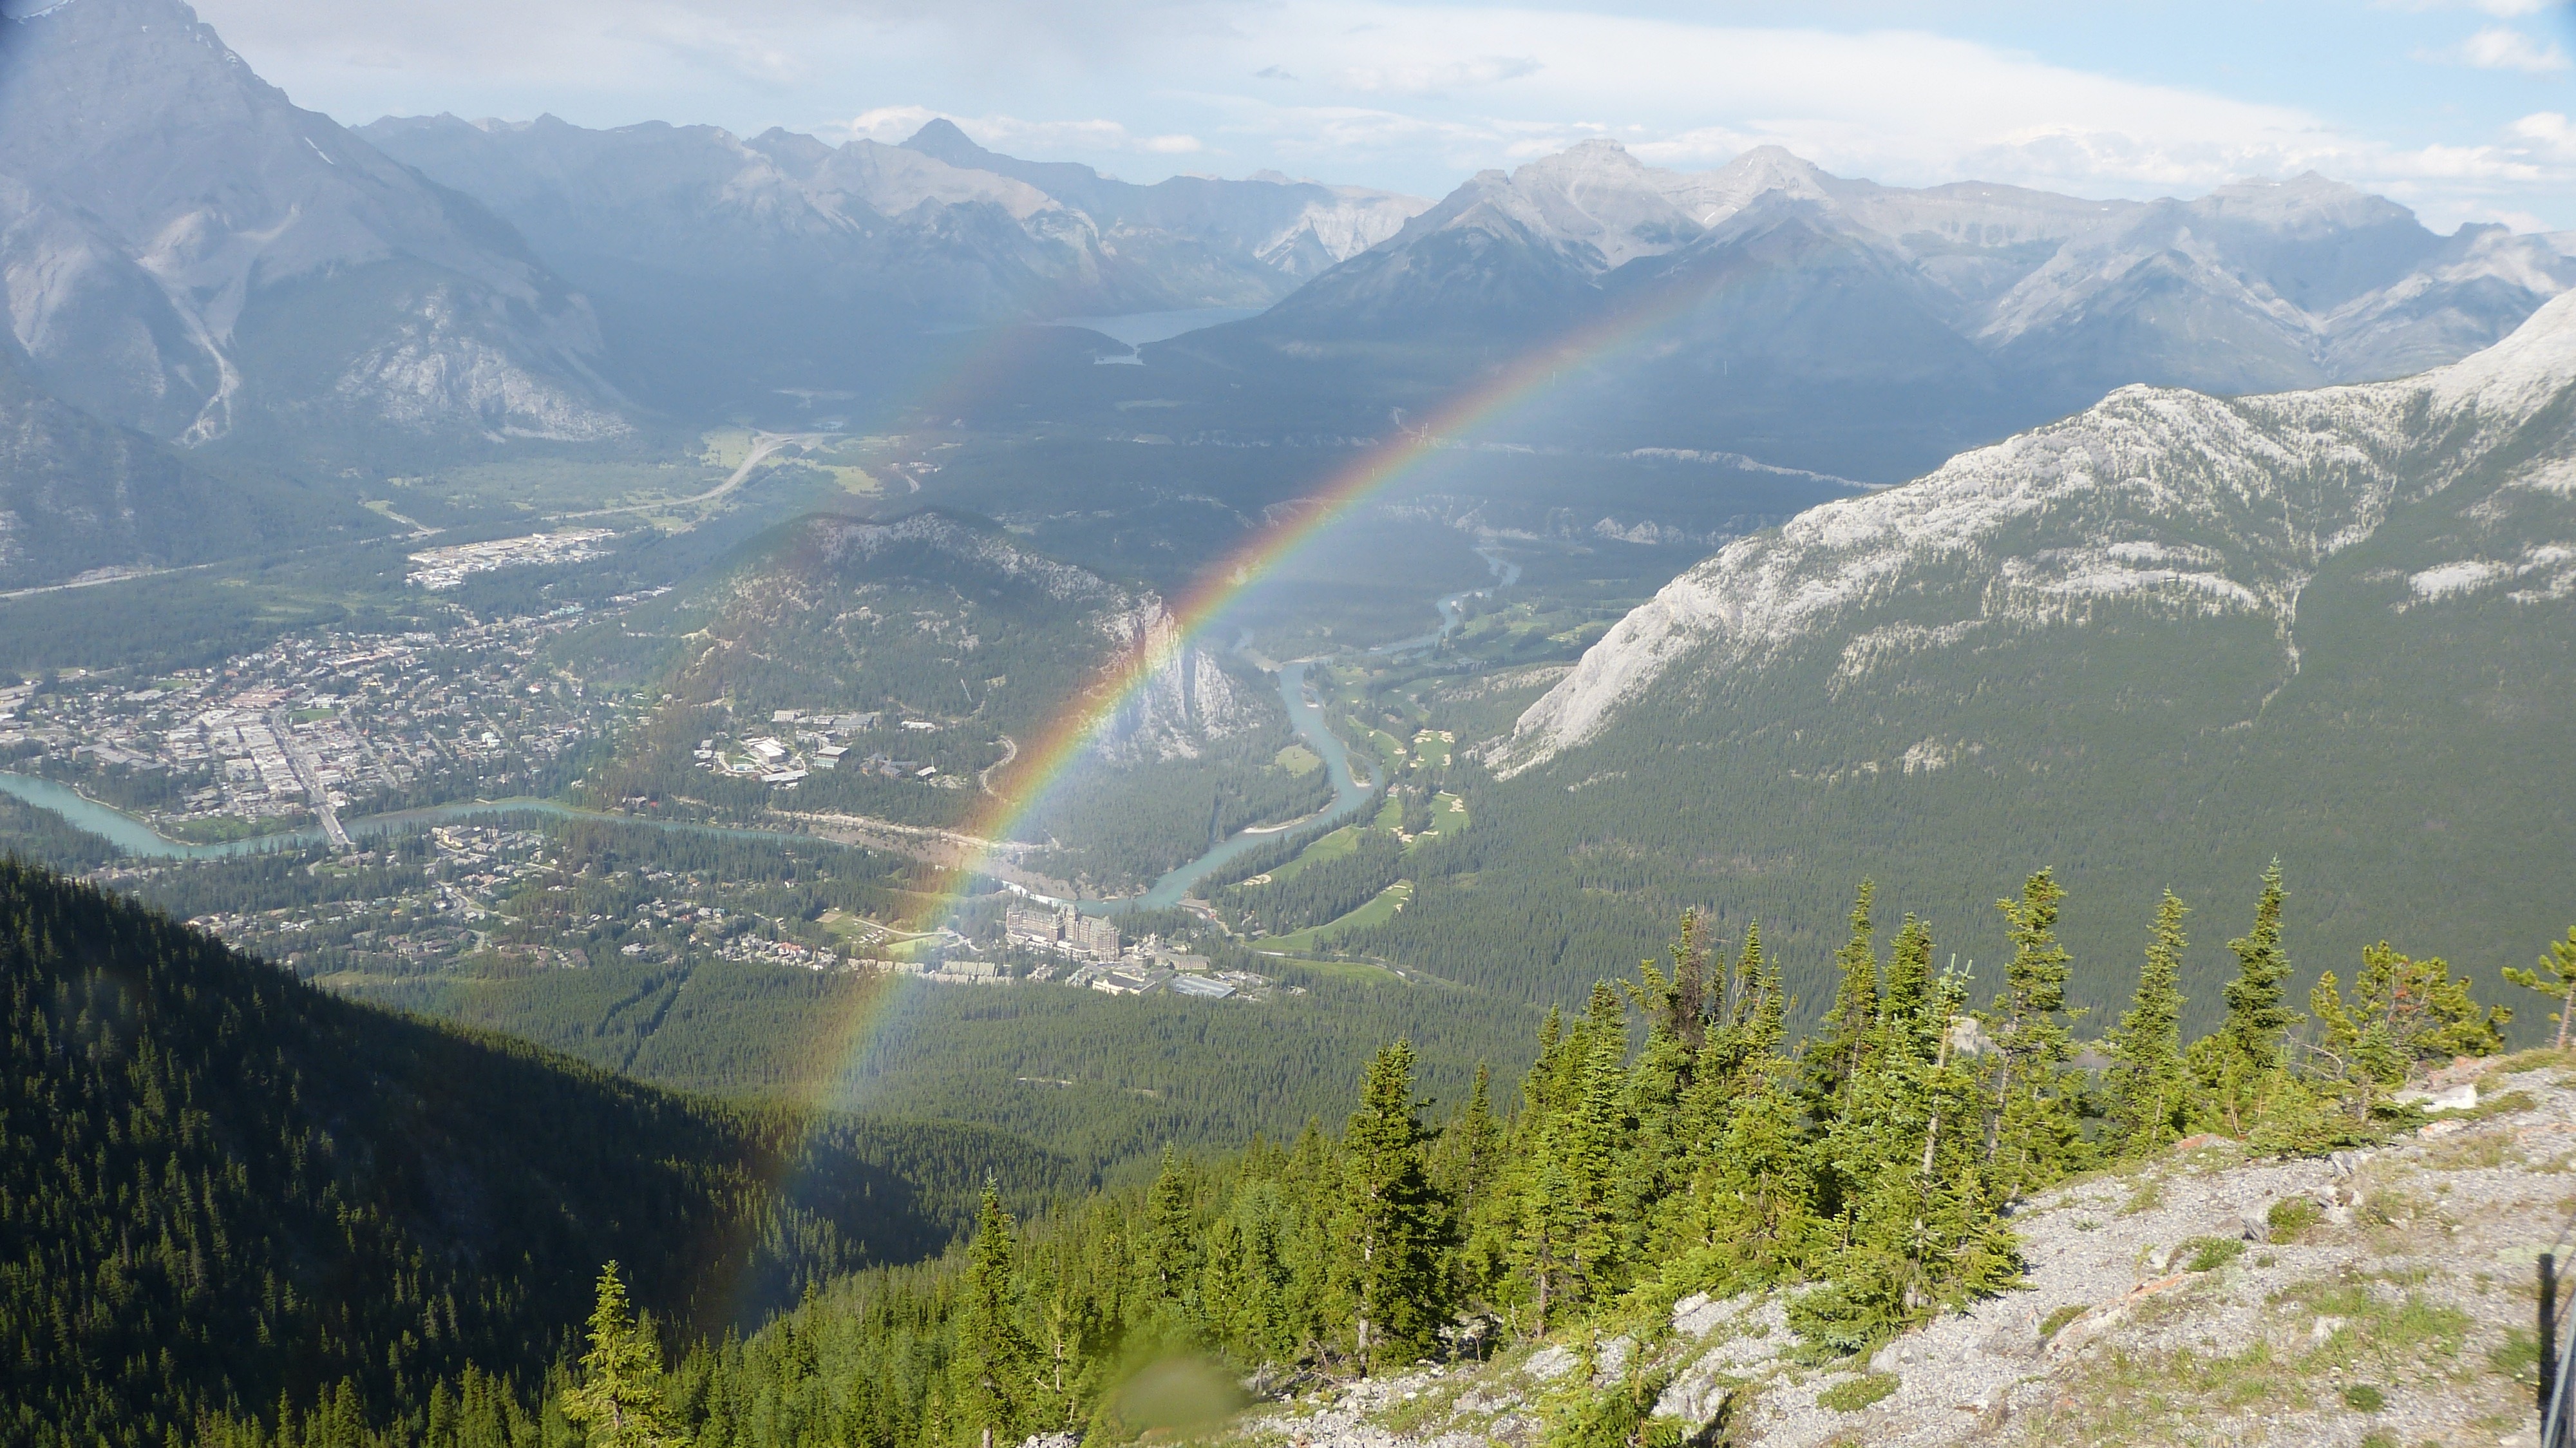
[0,861,1079,1447]
[9,850,2557,1447]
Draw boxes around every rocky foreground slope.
[1215,1051,2569,1448]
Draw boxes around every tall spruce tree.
[1982,868,2083,1194]
[561,1264,679,1448]
[1140,1147,1200,1307]
[1880,913,1935,1051]
[953,1185,1043,1448]
[1675,983,1810,1290]
[1804,882,1882,1113]
[2193,861,2302,1137]
[1434,1063,1504,1216]
[2103,891,2192,1158]
[1339,1040,1448,1371]
[1665,909,1713,1053]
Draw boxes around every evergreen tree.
[2504,924,2576,1051]
[2313,942,2510,1125]
[1662,909,1713,1053]
[2193,861,2301,1137]
[2103,891,2191,1158]
[1981,869,2083,1193]
[952,1185,1042,1448]
[562,1264,679,1448]
[1434,1063,1504,1215]
[1139,1147,1200,1308]
[1694,921,1778,1093]
[1338,1040,1449,1371]
[1880,913,1934,1052]
[1804,882,1882,1114]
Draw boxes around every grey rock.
[1521,1345,1577,1382]
[2393,1082,2477,1112]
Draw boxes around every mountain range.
[355,114,1425,410]
[5,0,2571,516]
[1175,138,2576,478]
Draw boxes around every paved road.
[563,431,828,519]
[270,709,353,852]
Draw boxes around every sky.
[180,0,2576,231]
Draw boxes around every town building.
[1065,913,1119,960]
[1006,904,1061,948]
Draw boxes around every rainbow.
[758,260,1770,1147]
[911,301,1728,925]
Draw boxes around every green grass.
[1274,745,1323,777]
[1251,953,1401,983]
[2267,1197,2322,1243]
[1816,1373,1898,1413]
[1263,825,1360,884]
[1262,880,1414,954]
[1362,726,1406,773]
[2183,1237,2246,1273]
[419,457,726,515]
[1408,792,1470,852]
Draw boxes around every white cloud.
[2456,25,2571,71]
[843,104,943,143]
[2512,110,2576,157]
[1338,55,1543,96]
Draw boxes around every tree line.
[301,861,2548,1448]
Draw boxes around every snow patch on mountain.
[2407,560,2511,599]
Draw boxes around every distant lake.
[1050,307,1265,350]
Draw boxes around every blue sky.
[191,0,2576,230]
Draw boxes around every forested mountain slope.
[0,859,1072,1446]
[1385,291,2576,1024]
[581,509,1318,883]
[0,347,379,590]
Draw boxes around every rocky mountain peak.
[1656,144,1840,227]
[2428,285,2576,414]
[897,117,989,167]
[2193,169,2415,234]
